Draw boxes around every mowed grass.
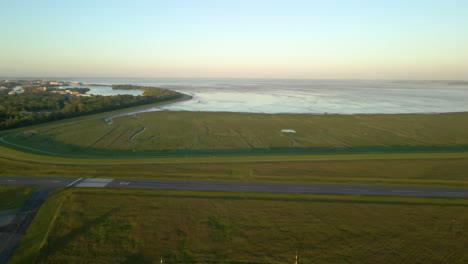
[5,112,468,156]
[0,185,35,211]
[10,189,468,264]
[2,156,468,188]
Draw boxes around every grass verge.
[0,185,35,211]
[9,188,468,264]
[1,155,468,188]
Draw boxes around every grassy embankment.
[9,188,468,264]
[0,185,35,211]
[1,152,468,188]
[3,111,468,158]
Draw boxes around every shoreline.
[7,79,466,116]
[110,105,468,118]
[98,84,468,117]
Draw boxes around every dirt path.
[130,128,146,141]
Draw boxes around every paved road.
[0,177,79,189]
[1,176,467,198]
[107,179,468,198]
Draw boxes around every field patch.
[10,189,468,264]
[5,112,468,156]
[0,185,35,211]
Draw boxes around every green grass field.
[2,155,468,188]
[1,106,468,189]
[4,111,468,157]
[2,109,468,189]
[0,185,35,211]
[10,188,468,264]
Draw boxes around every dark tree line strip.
[0,86,182,130]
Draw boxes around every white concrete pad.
[76,178,114,188]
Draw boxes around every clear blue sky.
[1,0,467,79]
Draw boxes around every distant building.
[35,87,47,92]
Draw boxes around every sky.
[0,0,467,79]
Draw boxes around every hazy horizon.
[1,0,467,80]
[2,76,468,82]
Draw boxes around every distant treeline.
[0,86,183,130]
[112,84,180,97]
[65,87,91,94]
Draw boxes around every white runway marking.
[67,178,82,187]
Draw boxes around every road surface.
[1,176,467,198]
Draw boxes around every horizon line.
[1,76,468,82]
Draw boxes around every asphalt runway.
[107,179,468,198]
[1,176,468,198]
